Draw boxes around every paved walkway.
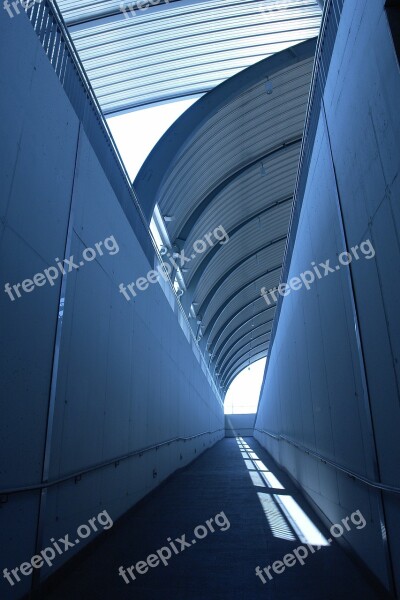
[44,437,387,600]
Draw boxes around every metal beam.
[219,333,270,380]
[207,297,276,356]
[221,345,269,390]
[217,324,272,373]
[198,253,282,352]
[178,142,300,242]
[181,200,290,315]
[221,342,269,388]
[200,261,282,343]
[193,234,285,314]
[212,314,275,368]
[223,349,268,391]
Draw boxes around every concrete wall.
[255,0,400,595]
[225,414,256,437]
[0,10,223,599]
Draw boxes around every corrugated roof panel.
[211,298,276,354]
[223,344,269,385]
[214,308,274,362]
[182,147,300,256]
[222,333,270,373]
[158,59,314,234]
[51,0,320,385]
[201,244,285,326]
[56,0,321,112]
[189,201,291,289]
[131,40,317,383]
[219,326,271,371]
[203,258,284,339]
[204,273,280,343]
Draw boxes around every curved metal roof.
[134,38,316,391]
[57,0,321,114]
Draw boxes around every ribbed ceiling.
[134,39,317,390]
[57,0,321,113]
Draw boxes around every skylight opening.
[224,358,266,414]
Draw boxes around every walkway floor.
[44,437,386,600]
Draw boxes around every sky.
[224,358,266,414]
[107,102,266,415]
[107,98,198,181]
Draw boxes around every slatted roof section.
[134,39,317,391]
[57,0,321,114]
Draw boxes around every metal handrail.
[0,429,224,497]
[254,428,400,494]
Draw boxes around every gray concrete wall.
[0,9,223,599]
[225,414,255,437]
[255,0,400,594]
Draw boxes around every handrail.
[0,429,224,497]
[254,428,400,494]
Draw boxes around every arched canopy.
[134,38,316,390]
